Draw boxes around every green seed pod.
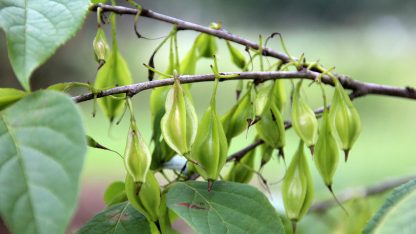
[254,81,274,117]
[282,141,314,227]
[272,79,286,112]
[94,50,133,122]
[195,33,217,58]
[180,43,198,75]
[150,36,177,168]
[186,160,197,177]
[221,91,252,142]
[124,122,152,184]
[236,80,244,100]
[191,105,228,184]
[292,80,318,152]
[150,138,176,170]
[255,103,286,158]
[125,171,161,222]
[161,78,198,158]
[93,27,110,64]
[149,73,177,169]
[191,80,228,189]
[260,143,274,167]
[225,148,257,184]
[150,86,170,139]
[226,41,246,70]
[314,106,339,188]
[329,81,362,161]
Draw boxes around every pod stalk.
[291,220,297,234]
[208,179,214,192]
[278,147,285,160]
[134,182,143,196]
[327,184,348,215]
[308,145,314,157]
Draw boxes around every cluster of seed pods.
[92,8,361,230]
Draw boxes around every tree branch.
[90,3,291,62]
[73,70,416,167]
[226,139,264,162]
[72,71,416,103]
[309,175,416,213]
[84,4,416,103]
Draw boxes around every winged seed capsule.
[124,121,151,184]
[149,35,178,168]
[125,171,161,222]
[191,79,228,191]
[93,27,110,66]
[221,91,252,143]
[94,50,133,122]
[255,103,286,158]
[226,41,246,70]
[260,142,274,167]
[180,43,198,75]
[254,81,274,117]
[329,81,362,162]
[272,79,287,112]
[95,14,132,122]
[195,22,219,58]
[292,80,318,154]
[161,78,198,160]
[195,33,217,58]
[314,105,339,188]
[225,148,257,184]
[282,141,314,233]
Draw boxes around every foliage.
[364,179,416,234]
[0,91,86,234]
[78,202,153,234]
[166,181,285,234]
[0,0,414,234]
[0,0,89,90]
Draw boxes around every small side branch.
[226,140,264,162]
[309,175,416,213]
[90,3,291,62]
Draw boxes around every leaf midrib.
[112,202,129,234]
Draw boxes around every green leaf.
[166,181,285,234]
[0,88,27,110]
[0,90,87,234]
[103,181,127,206]
[364,178,416,234]
[0,0,90,90]
[77,202,152,234]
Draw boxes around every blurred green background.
[1,0,416,233]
